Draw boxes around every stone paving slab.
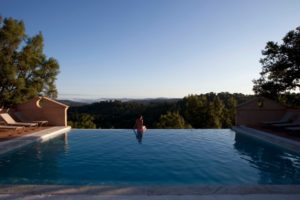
[1,194,300,200]
[0,185,300,200]
[0,185,300,195]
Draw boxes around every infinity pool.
[0,129,299,185]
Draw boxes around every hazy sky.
[1,0,300,99]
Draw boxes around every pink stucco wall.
[13,97,69,126]
[236,97,287,126]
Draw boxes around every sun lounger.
[272,116,300,128]
[285,126,300,132]
[261,112,295,125]
[13,112,48,127]
[0,125,25,132]
[0,113,38,127]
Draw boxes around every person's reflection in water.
[135,131,143,144]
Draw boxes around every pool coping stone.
[0,185,300,195]
[0,126,71,156]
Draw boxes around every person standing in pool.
[134,115,146,133]
[134,115,146,144]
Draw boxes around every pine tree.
[253,26,300,98]
[0,16,59,107]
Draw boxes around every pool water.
[0,129,299,185]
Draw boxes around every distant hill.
[128,98,181,105]
[58,100,89,107]
[60,94,253,108]
[59,98,181,106]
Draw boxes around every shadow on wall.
[11,97,69,126]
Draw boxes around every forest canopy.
[67,93,253,129]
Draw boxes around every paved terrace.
[0,185,300,199]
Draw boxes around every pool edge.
[0,185,300,195]
[0,126,71,156]
[232,126,300,154]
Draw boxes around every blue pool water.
[0,129,300,185]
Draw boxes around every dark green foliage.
[179,95,208,128]
[253,26,300,98]
[155,111,192,128]
[68,113,96,129]
[0,16,59,107]
[68,93,252,129]
[221,96,237,127]
[70,100,144,128]
[179,93,238,128]
[278,92,300,108]
[69,100,176,128]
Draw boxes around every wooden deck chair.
[285,126,300,132]
[14,112,48,127]
[0,113,38,127]
[261,112,295,126]
[272,116,300,128]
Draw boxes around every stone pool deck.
[0,126,71,155]
[0,185,300,199]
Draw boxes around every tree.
[221,96,237,127]
[68,93,247,129]
[179,95,208,128]
[0,16,59,107]
[155,111,191,128]
[253,26,300,98]
[68,113,97,129]
[206,96,224,128]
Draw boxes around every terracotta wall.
[236,109,286,126]
[14,97,69,126]
[287,109,300,116]
[236,97,286,126]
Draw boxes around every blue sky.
[1,0,300,99]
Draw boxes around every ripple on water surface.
[0,129,300,185]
